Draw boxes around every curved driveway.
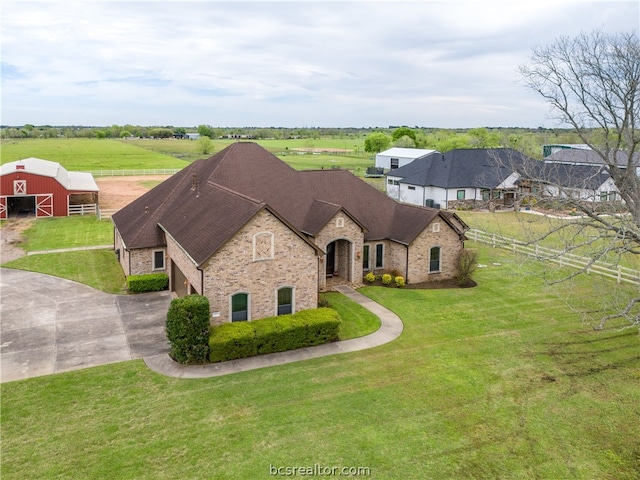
[0,268,172,383]
[1,269,404,382]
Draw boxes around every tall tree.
[364,132,391,154]
[519,30,640,329]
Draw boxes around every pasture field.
[0,138,189,171]
[457,210,640,270]
[126,137,374,173]
[0,137,376,176]
[1,244,638,479]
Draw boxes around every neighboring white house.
[386,149,529,209]
[375,147,436,171]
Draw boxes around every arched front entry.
[322,239,353,290]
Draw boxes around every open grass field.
[125,137,374,174]
[457,210,640,270]
[1,137,376,176]
[0,138,189,171]
[2,244,638,480]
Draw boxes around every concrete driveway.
[0,268,172,383]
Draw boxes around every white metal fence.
[97,207,118,220]
[68,204,97,216]
[467,228,640,286]
[89,168,182,177]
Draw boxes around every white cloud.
[2,0,638,127]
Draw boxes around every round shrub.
[364,272,376,283]
[395,276,405,287]
[166,295,211,364]
[381,273,392,285]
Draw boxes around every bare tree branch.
[516,31,640,329]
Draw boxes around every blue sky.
[2,0,638,128]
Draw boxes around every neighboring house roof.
[377,147,436,158]
[388,148,534,189]
[544,149,640,168]
[533,162,613,190]
[113,143,466,264]
[0,157,99,191]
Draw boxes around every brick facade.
[200,209,318,323]
[362,219,462,284]
[406,219,462,283]
[313,212,363,291]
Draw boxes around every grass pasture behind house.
[2,244,639,479]
[0,138,189,171]
[1,137,376,177]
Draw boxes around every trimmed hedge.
[209,308,341,363]
[127,273,169,293]
[166,295,211,364]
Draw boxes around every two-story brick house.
[112,142,468,323]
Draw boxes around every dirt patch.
[96,175,169,210]
[1,219,33,262]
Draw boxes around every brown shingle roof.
[112,142,467,265]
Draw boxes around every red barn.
[0,158,99,219]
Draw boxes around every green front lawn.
[2,244,638,479]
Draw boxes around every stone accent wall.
[314,212,363,291]
[166,236,202,294]
[407,219,463,283]
[201,209,318,323]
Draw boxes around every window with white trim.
[231,293,249,322]
[375,243,384,269]
[277,287,294,316]
[14,180,26,195]
[152,250,165,270]
[429,246,441,273]
[457,190,465,200]
[432,222,440,233]
[362,245,370,270]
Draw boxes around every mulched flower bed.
[362,279,477,289]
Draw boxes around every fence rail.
[68,204,97,216]
[467,228,640,286]
[97,208,118,220]
[89,169,182,177]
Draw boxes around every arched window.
[231,293,249,322]
[277,287,293,316]
[429,247,441,273]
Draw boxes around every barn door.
[0,197,6,220]
[36,194,53,217]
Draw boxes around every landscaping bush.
[208,308,341,363]
[208,322,257,362]
[127,273,169,293]
[395,276,405,287]
[381,273,392,285]
[166,295,211,364]
[455,249,478,286]
[364,272,376,283]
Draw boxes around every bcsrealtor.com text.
[269,463,371,477]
